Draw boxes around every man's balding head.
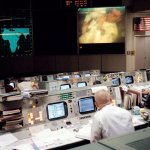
[94,90,112,109]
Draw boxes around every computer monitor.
[125,76,134,84]
[60,84,71,90]
[74,74,81,78]
[78,96,96,114]
[85,73,91,77]
[46,101,68,121]
[112,78,121,86]
[78,6,125,54]
[77,82,87,88]
[62,75,70,80]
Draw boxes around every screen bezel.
[125,76,134,84]
[78,96,96,114]
[77,81,87,87]
[60,84,71,90]
[46,101,68,121]
[112,77,121,86]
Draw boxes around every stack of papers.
[32,128,76,149]
[0,133,18,148]
[132,115,146,127]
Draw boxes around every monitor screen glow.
[60,84,71,90]
[112,78,121,86]
[47,101,68,121]
[85,73,91,77]
[125,76,134,84]
[78,96,95,114]
[77,82,87,87]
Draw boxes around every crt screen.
[112,78,121,86]
[125,76,134,84]
[77,82,87,87]
[85,73,91,77]
[79,97,95,113]
[60,84,70,90]
[78,7,125,44]
[47,102,66,120]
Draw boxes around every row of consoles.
[0,85,149,150]
[22,88,96,130]
[56,75,134,89]
[0,68,145,95]
[38,74,135,96]
[1,74,147,133]
[0,88,99,131]
[2,75,133,94]
[1,82,149,149]
[0,88,100,149]
[0,69,150,149]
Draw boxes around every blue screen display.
[47,103,65,120]
[112,78,121,86]
[47,102,68,120]
[60,84,71,90]
[79,97,95,114]
[125,76,134,84]
[77,82,87,87]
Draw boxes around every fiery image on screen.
[78,7,125,44]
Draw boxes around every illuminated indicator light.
[31,120,34,125]
[28,113,31,123]
[32,105,36,108]
[30,113,33,119]
[35,117,40,120]
[39,111,43,121]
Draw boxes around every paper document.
[11,144,35,150]
[0,133,18,148]
[91,86,108,94]
[32,128,53,148]
[75,124,91,140]
[29,124,46,136]
[132,115,146,126]
[32,128,75,148]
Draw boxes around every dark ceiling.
[0,0,150,12]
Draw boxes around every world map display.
[2,28,29,53]
[0,27,32,57]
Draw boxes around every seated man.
[91,90,134,143]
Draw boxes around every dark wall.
[0,1,79,78]
[0,0,149,79]
[131,0,150,12]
